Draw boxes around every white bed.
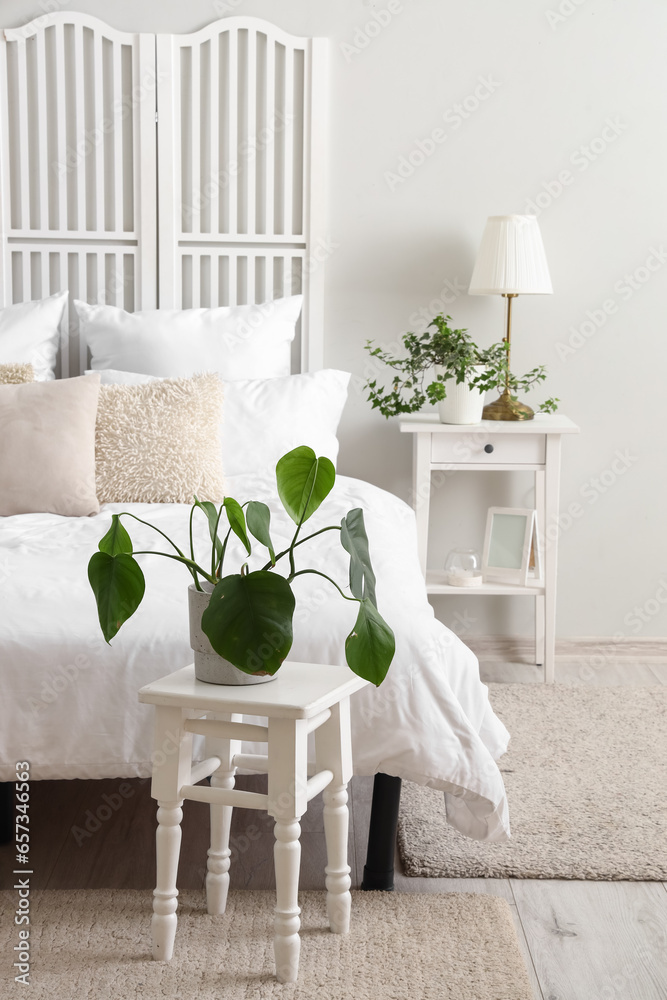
[0,469,510,842]
[0,11,510,847]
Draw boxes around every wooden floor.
[2,659,667,1000]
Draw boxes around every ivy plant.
[365,313,558,416]
[87,446,395,686]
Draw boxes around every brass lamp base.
[482,390,534,421]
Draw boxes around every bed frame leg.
[360,773,401,891]
[0,781,12,844]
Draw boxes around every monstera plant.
[88,446,395,686]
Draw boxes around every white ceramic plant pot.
[435,367,486,425]
[188,583,276,685]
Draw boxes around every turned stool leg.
[315,698,353,934]
[268,716,308,984]
[322,782,351,934]
[149,705,191,962]
[273,816,302,983]
[206,766,235,915]
[152,799,183,961]
[204,716,239,915]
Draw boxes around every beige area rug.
[399,683,667,880]
[0,889,533,999]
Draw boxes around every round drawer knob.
[484,444,494,454]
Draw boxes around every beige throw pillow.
[95,373,224,504]
[0,374,101,516]
[0,363,34,384]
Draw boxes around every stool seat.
[139,661,368,718]
[138,662,369,984]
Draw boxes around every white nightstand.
[400,413,580,683]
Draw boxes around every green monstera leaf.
[246,501,275,565]
[345,598,395,687]
[98,514,132,556]
[223,497,251,554]
[340,508,377,607]
[276,446,335,526]
[194,499,223,564]
[201,570,295,675]
[88,551,145,643]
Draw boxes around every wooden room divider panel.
[0,14,157,376]
[0,13,327,375]
[156,19,327,372]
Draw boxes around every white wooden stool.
[138,662,369,983]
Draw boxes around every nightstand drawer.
[431,432,546,465]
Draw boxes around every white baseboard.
[465,635,667,663]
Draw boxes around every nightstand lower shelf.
[425,571,545,596]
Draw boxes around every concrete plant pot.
[188,583,276,685]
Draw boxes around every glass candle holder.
[445,548,483,587]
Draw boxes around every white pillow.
[76,296,302,380]
[88,368,350,477]
[220,370,350,476]
[0,292,68,380]
[88,369,160,386]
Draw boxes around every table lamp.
[468,214,552,421]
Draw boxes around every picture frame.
[482,507,540,586]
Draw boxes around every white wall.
[4,0,667,639]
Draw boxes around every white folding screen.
[156,18,327,371]
[0,14,327,375]
[0,14,157,376]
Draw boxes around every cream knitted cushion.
[95,373,224,504]
[0,362,34,384]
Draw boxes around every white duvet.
[0,473,510,841]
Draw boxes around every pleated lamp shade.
[468,215,553,295]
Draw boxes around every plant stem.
[260,525,341,572]
[132,550,214,585]
[120,512,188,561]
[287,568,357,602]
[215,526,232,577]
[286,468,321,575]
[123,511,202,586]
[188,506,202,591]
[212,504,224,578]
[299,524,342,545]
[288,527,298,577]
